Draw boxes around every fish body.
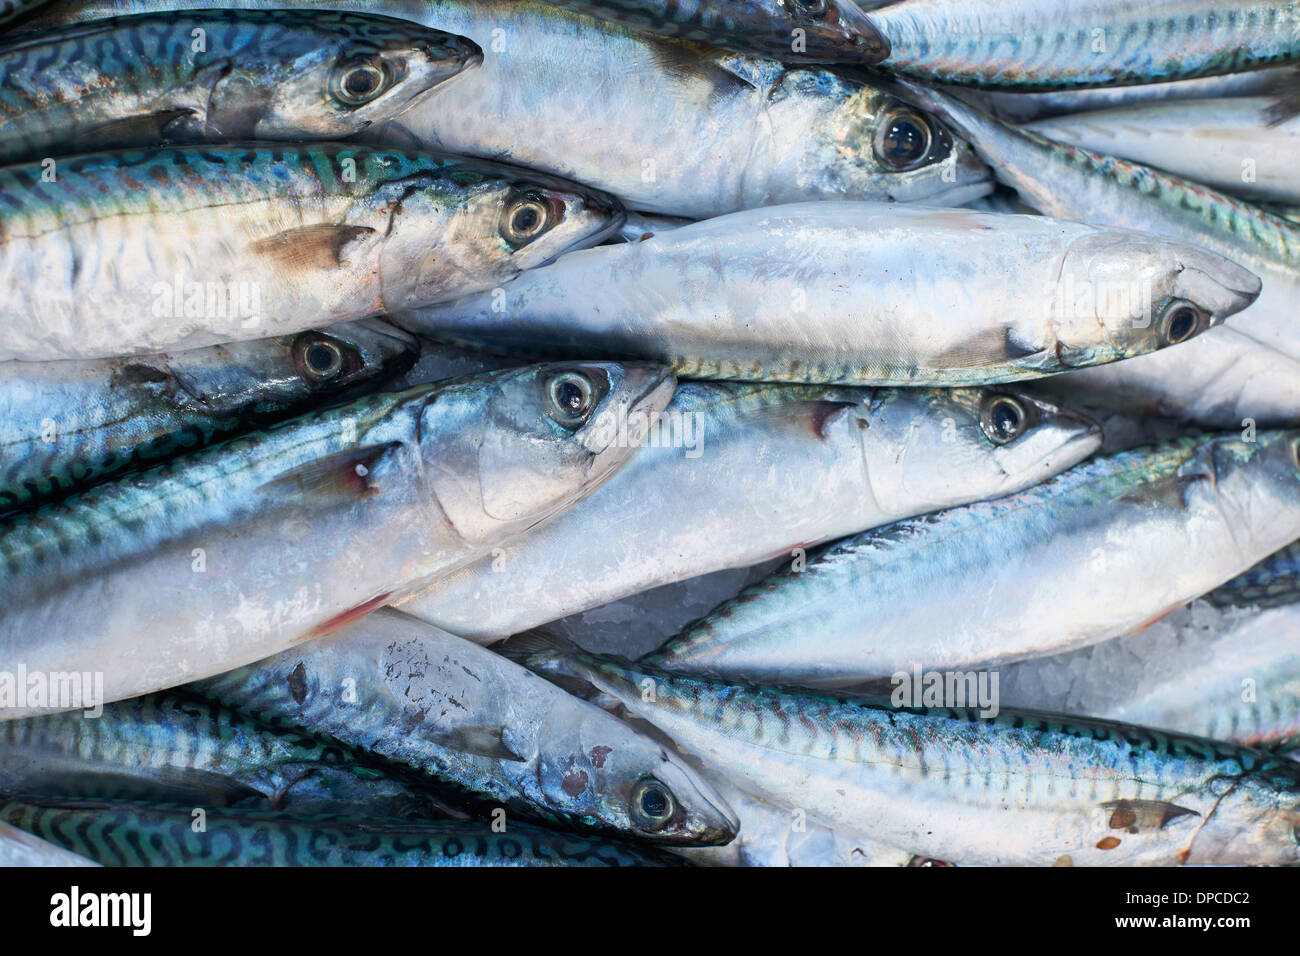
[38,0,992,218]
[1000,602,1300,753]
[0,362,673,716]
[509,636,1300,866]
[193,609,738,844]
[0,319,419,510]
[397,384,1101,641]
[651,432,1300,682]
[0,144,620,362]
[904,82,1300,424]
[1210,539,1300,609]
[0,798,687,865]
[0,9,481,165]
[548,0,889,63]
[403,201,1259,385]
[1027,98,1300,204]
[873,0,1300,89]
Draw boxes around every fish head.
[380,166,625,305]
[1049,232,1261,366]
[419,362,675,545]
[803,78,992,205]
[249,14,482,138]
[533,703,739,846]
[864,389,1101,508]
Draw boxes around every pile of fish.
[0,0,1297,868]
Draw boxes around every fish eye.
[544,370,601,429]
[501,191,556,247]
[874,108,934,170]
[1159,299,1207,346]
[292,334,346,382]
[784,0,829,16]
[631,778,676,830]
[980,395,1028,445]
[332,56,392,107]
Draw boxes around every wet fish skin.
[650,432,1300,683]
[0,319,419,510]
[193,609,738,846]
[903,81,1300,424]
[0,143,622,362]
[0,819,98,866]
[396,384,1101,641]
[1210,540,1300,610]
[0,690,444,816]
[403,201,1259,386]
[507,634,1300,867]
[0,9,481,166]
[549,0,890,64]
[1000,602,1300,753]
[39,0,992,218]
[1027,98,1300,204]
[873,0,1300,90]
[0,362,674,717]
[0,798,688,866]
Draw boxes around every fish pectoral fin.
[248,224,377,272]
[1099,799,1200,835]
[86,108,203,144]
[266,442,406,502]
[432,725,528,763]
[1114,472,1209,508]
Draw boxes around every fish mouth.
[837,1,891,63]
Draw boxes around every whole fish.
[0,819,98,866]
[402,202,1259,386]
[0,10,481,165]
[40,0,992,218]
[1210,540,1300,609]
[193,609,738,845]
[872,0,1300,90]
[1027,98,1300,204]
[397,384,1101,642]
[0,691,447,817]
[0,144,621,362]
[507,634,1300,866]
[548,0,889,63]
[650,432,1300,683]
[999,602,1300,753]
[0,319,419,510]
[0,362,673,717]
[0,798,687,866]
[902,82,1300,425]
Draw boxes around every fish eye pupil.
[876,110,933,170]
[556,379,584,413]
[640,786,668,818]
[306,343,338,375]
[981,396,1027,444]
[1166,307,1197,344]
[788,0,827,14]
[992,403,1020,437]
[513,205,540,235]
[334,58,387,105]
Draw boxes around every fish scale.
[508,638,1300,865]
